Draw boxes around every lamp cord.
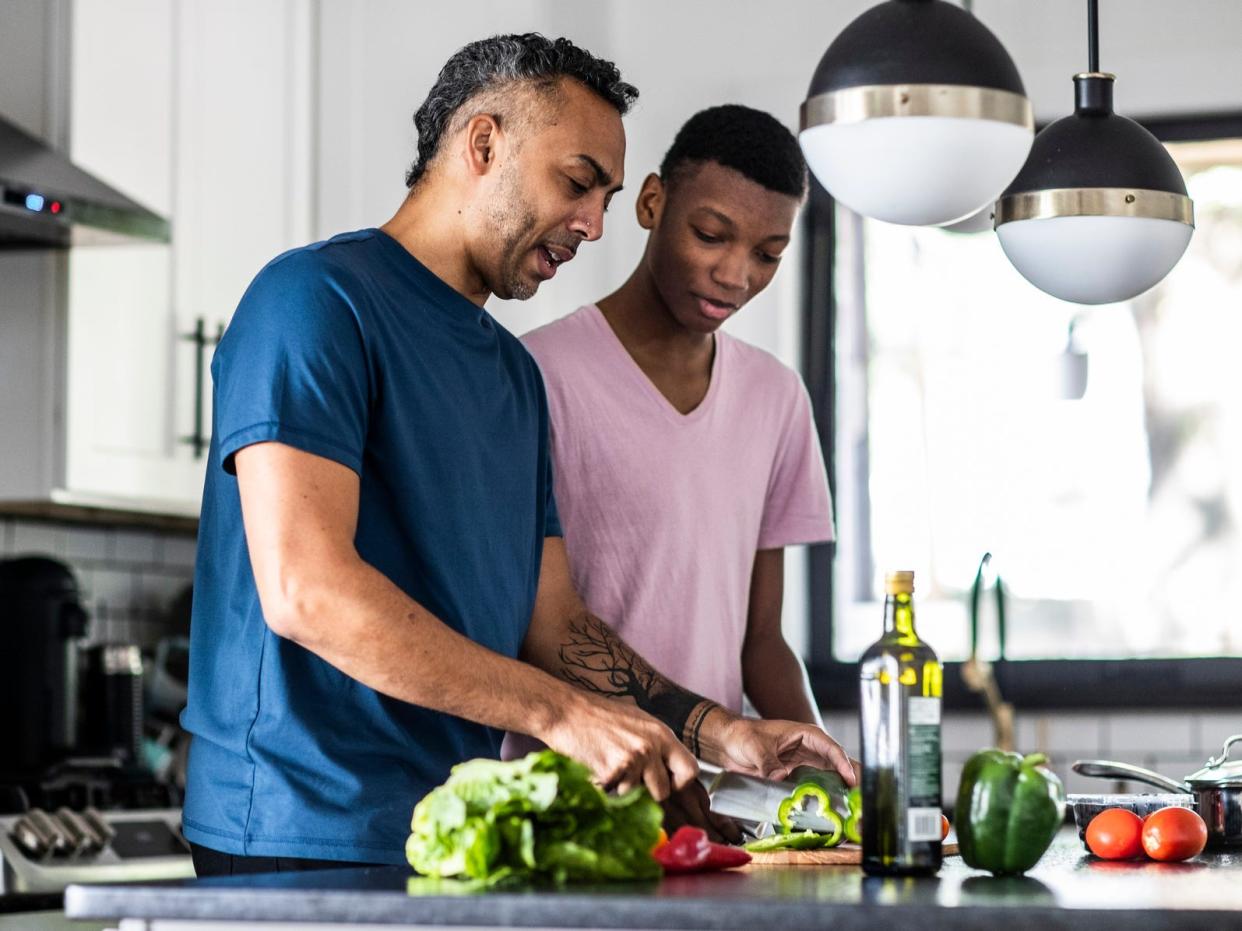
[1087,0,1100,72]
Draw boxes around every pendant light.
[799,0,1033,227]
[994,0,1194,305]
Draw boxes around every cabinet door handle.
[179,317,223,459]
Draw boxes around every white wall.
[314,0,1242,324]
[312,0,1242,659]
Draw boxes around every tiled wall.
[0,516,197,648]
[821,709,1242,807]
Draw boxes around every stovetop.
[0,806,192,895]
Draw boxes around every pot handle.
[1207,734,1242,769]
[1071,759,1192,794]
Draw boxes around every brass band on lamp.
[801,84,1033,130]
[995,188,1195,227]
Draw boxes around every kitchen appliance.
[0,113,169,248]
[0,807,192,895]
[81,644,145,766]
[1073,733,1242,848]
[0,557,89,781]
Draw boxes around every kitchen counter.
[65,828,1242,930]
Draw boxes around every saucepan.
[1073,733,1242,848]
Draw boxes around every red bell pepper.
[653,827,751,874]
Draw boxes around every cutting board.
[744,841,959,867]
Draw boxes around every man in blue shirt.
[182,34,855,875]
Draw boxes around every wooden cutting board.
[743,841,959,866]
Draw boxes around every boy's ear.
[635,173,666,231]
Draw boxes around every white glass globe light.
[800,116,1033,226]
[996,214,1193,305]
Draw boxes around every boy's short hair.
[659,104,808,198]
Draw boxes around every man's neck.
[597,265,714,376]
[380,186,491,307]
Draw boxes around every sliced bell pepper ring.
[745,829,832,852]
[844,811,861,845]
[777,783,833,833]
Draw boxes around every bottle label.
[908,807,943,842]
[907,697,941,808]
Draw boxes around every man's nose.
[568,201,606,242]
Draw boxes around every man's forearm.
[525,611,720,756]
[742,640,823,727]
[263,553,583,742]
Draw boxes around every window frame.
[800,111,1242,712]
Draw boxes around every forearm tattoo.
[557,614,718,751]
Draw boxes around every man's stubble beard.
[487,163,540,301]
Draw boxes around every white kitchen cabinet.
[13,0,315,515]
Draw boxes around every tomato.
[1085,808,1144,859]
[940,814,951,841]
[1141,807,1207,862]
[653,828,668,852]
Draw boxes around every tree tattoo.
[557,614,715,750]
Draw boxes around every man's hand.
[539,691,698,803]
[660,780,740,845]
[699,709,857,786]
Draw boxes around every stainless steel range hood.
[0,113,169,248]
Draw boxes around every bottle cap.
[885,570,915,595]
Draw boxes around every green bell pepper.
[955,750,1066,876]
[744,830,830,853]
[777,783,832,833]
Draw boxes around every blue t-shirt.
[180,229,561,864]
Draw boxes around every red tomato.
[1141,807,1207,862]
[940,814,950,841]
[1085,808,1144,859]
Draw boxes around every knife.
[699,764,851,835]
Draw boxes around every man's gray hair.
[405,33,638,188]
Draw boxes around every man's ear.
[463,113,502,176]
[635,173,665,231]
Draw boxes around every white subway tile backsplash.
[133,570,192,612]
[941,714,993,754]
[63,525,111,562]
[11,520,65,557]
[161,535,198,569]
[1016,713,1103,757]
[89,568,136,608]
[1197,712,1242,756]
[1106,712,1197,757]
[111,529,159,565]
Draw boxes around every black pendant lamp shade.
[997,74,1191,226]
[806,0,1025,94]
[799,0,1034,227]
[993,3,1194,304]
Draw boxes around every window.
[803,114,1242,708]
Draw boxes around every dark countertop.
[65,829,1242,930]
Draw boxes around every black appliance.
[0,557,89,781]
[0,557,177,815]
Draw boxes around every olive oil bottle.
[860,570,943,876]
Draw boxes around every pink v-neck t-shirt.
[519,304,834,716]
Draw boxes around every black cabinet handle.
[179,318,225,459]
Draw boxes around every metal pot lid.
[1186,734,1242,787]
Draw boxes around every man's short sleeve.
[212,253,369,476]
[543,453,563,538]
[757,378,835,549]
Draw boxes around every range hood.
[0,113,169,248]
